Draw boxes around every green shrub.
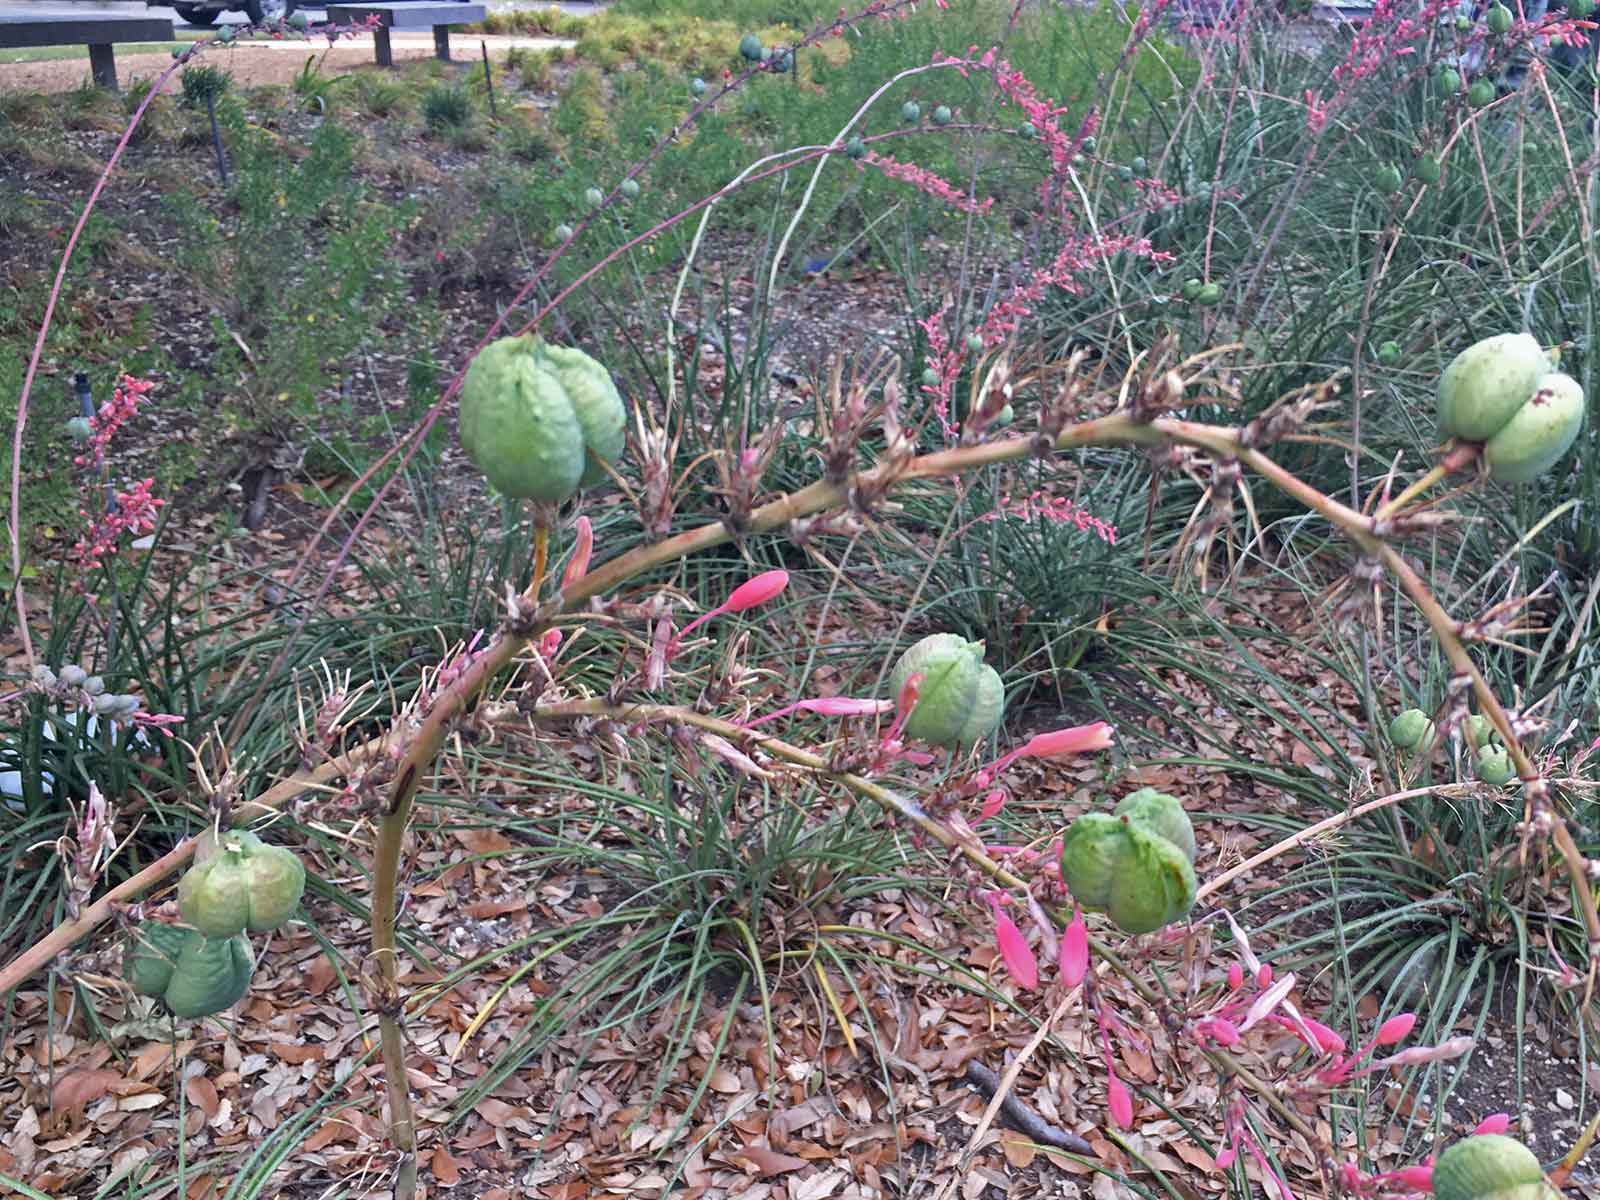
[420,82,473,131]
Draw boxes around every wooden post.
[433,22,449,61]
[87,42,117,89]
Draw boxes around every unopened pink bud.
[1376,1012,1417,1046]
[801,697,891,717]
[1227,962,1244,990]
[1257,964,1273,988]
[1215,1147,1238,1171]
[993,910,1038,990]
[980,789,1007,821]
[561,516,593,588]
[1060,908,1088,989]
[1473,1113,1511,1136]
[1397,1166,1433,1190]
[1106,1075,1133,1129]
[724,569,789,613]
[1020,721,1114,759]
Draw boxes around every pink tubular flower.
[1022,722,1114,759]
[743,696,892,728]
[75,375,154,471]
[1375,1012,1417,1046]
[1106,1074,1133,1130]
[989,899,1038,990]
[983,721,1115,778]
[861,150,994,216]
[984,491,1118,545]
[978,788,1007,821]
[1474,1113,1512,1136]
[724,569,790,612]
[1227,962,1244,990]
[561,516,593,589]
[672,570,790,649]
[71,478,165,578]
[1060,907,1088,989]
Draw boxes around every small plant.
[352,71,410,118]
[178,63,231,108]
[420,82,472,131]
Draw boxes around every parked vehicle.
[169,0,294,26]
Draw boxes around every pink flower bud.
[1257,964,1273,989]
[801,697,892,716]
[561,516,593,589]
[1020,721,1114,759]
[979,789,1007,821]
[1060,908,1088,989]
[538,629,563,659]
[1106,1075,1133,1129]
[1195,1018,1240,1047]
[1473,1113,1512,1136]
[1215,1147,1238,1171]
[993,909,1038,990]
[1301,1018,1347,1055]
[724,569,789,613]
[1227,962,1244,990]
[1375,1012,1417,1046]
[1397,1166,1433,1190]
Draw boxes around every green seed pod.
[584,187,604,209]
[1486,3,1513,33]
[846,136,867,160]
[901,101,921,123]
[739,33,763,60]
[1374,163,1405,194]
[1415,153,1442,184]
[619,178,640,200]
[1081,135,1096,153]
[1116,165,1133,181]
[1377,341,1402,365]
[921,367,941,387]
[1019,122,1036,138]
[1060,792,1198,935]
[967,333,985,354]
[458,335,626,501]
[1469,78,1496,107]
[1182,278,1203,301]
[1115,788,1197,863]
[1437,333,1552,442]
[690,76,706,96]
[66,416,94,442]
[1483,372,1585,483]
[1131,156,1148,174]
[1438,66,1463,95]
[932,104,952,125]
[887,633,1005,749]
[1456,13,1473,31]
[163,935,254,1019]
[178,830,305,937]
[554,223,574,242]
[1432,1135,1555,1200]
[992,404,1014,428]
[1462,714,1496,749]
[125,923,196,998]
[1388,708,1435,751]
[1572,0,1595,18]
[1196,283,1222,305]
[1477,746,1516,786]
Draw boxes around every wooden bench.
[322,1,486,67]
[0,7,176,90]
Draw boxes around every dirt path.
[0,30,569,92]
